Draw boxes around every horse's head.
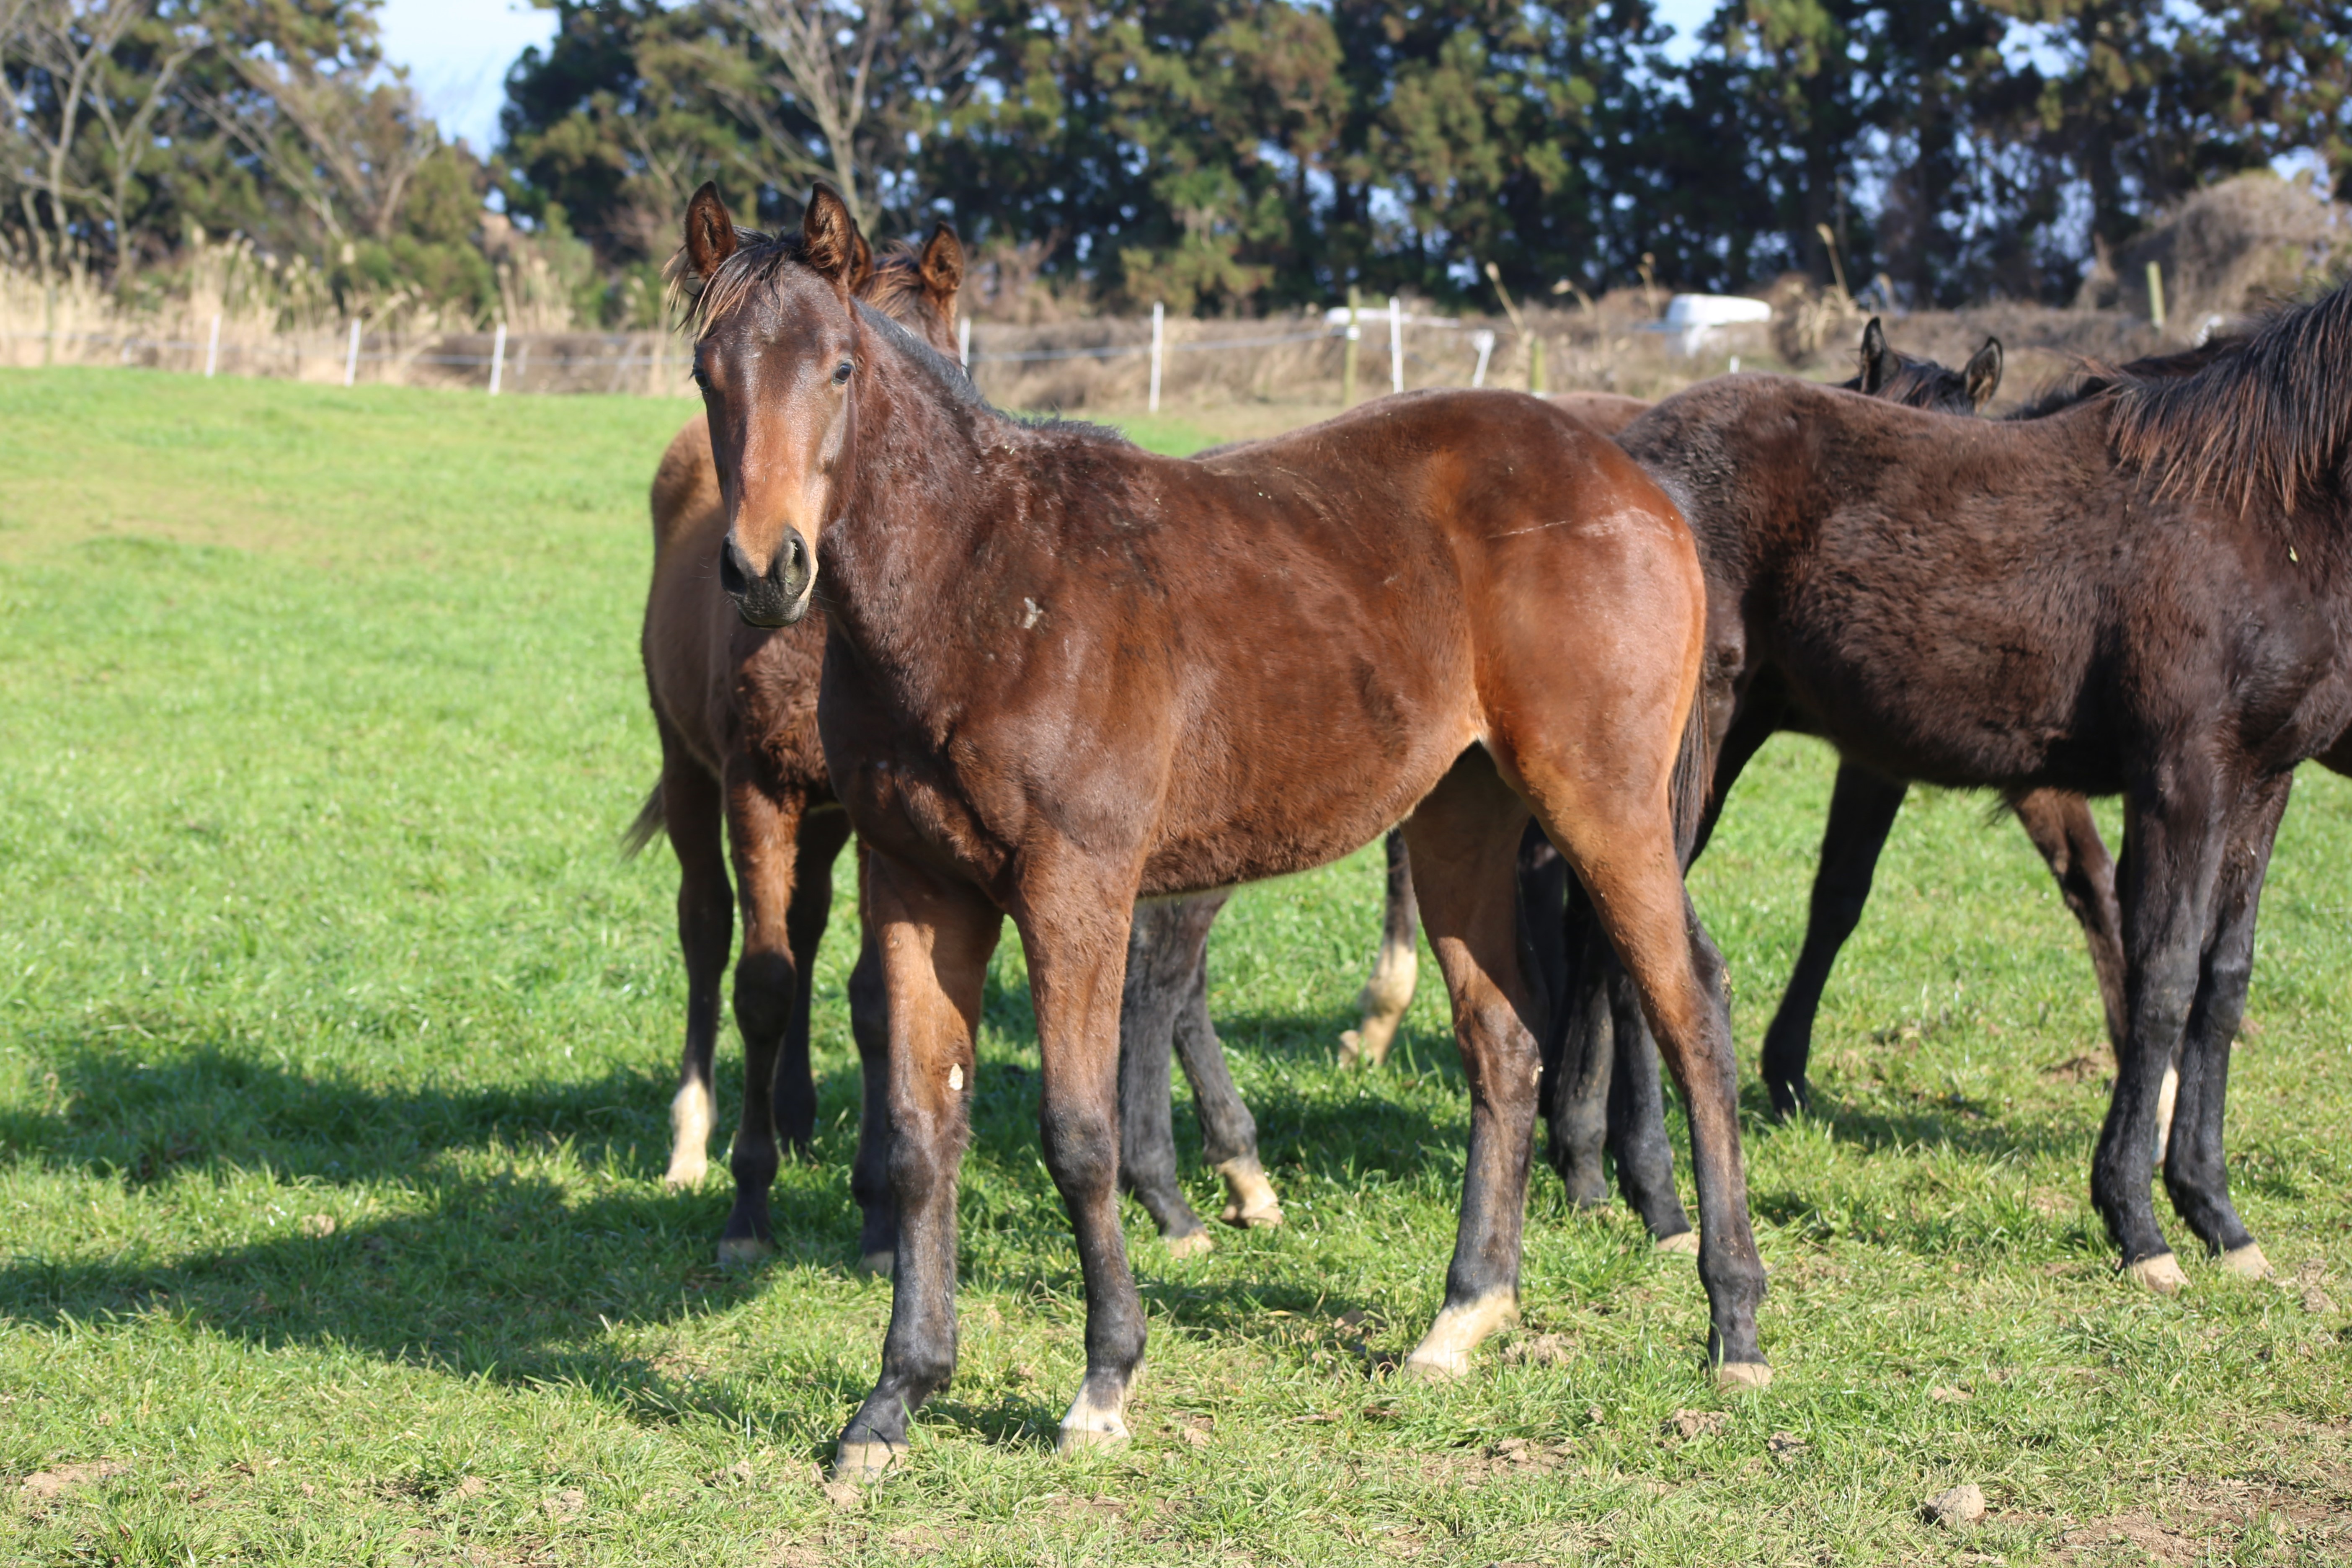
[676,181,869,628]
[1849,317,2003,414]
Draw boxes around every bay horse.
[1563,289,2352,1291]
[633,221,1281,1268]
[678,181,1766,1476]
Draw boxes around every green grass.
[1,368,2347,1566]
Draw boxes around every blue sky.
[379,0,558,152]
[377,0,1727,153]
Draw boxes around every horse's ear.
[849,226,875,295]
[1857,317,1888,394]
[919,222,966,308]
[683,182,738,288]
[1965,336,2004,411]
[801,184,865,289]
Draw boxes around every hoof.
[1056,1386,1132,1454]
[1163,1229,1214,1260]
[1655,1230,1701,1257]
[855,1249,895,1279]
[662,1154,708,1189]
[1715,1361,1772,1391]
[1337,1028,1366,1069]
[1399,1348,1469,1381]
[2124,1253,2188,1294]
[830,1441,902,1483]
[2220,1243,2271,1280]
[717,1235,775,1269]
[1054,1418,1130,1454]
[1401,1290,1517,1381]
[1216,1158,1285,1230]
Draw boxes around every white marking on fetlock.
[2153,1062,2179,1166]
[1056,1383,1133,1454]
[1402,1290,1519,1380]
[716,1235,775,1268]
[1655,1230,1701,1257]
[831,1440,902,1483]
[2125,1253,2189,1294]
[1342,942,1417,1067]
[1216,1157,1284,1229]
[2220,1243,2271,1280]
[1715,1361,1772,1391]
[665,1080,715,1188]
[1164,1230,1214,1260]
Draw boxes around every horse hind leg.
[1395,753,1547,1379]
[1524,757,1767,1384]
[1159,893,1281,1228]
[1340,830,1419,1067]
[657,752,732,1189]
[1119,898,1213,1255]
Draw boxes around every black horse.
[1551,287,2352,1287]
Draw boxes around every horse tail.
[1668,682,1713,871]
[620,782,666,860]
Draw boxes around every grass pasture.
[1,368,2349,1566]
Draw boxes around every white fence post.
[343,318,361,386]
[204,314,221,379]
[1470,328,1495,388]
[488,322,507,395]
[1388,295,1404,394]
[957,314,971,370]
[1148,301,1164,413]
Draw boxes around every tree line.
[6,0,2347,328]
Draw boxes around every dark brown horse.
[679,182,1766,1476]
[633,223,1282,1268]
[1567,289,2352,1290]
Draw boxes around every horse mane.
[2008,339,2243,421]
[2112,281,2352,511]
[862,239,932,318]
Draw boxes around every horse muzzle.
[720,527,814,628]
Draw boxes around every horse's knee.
[733,949,798,1043]
[1041,1107,1119,1199]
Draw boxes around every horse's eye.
[832,360,853,386]
[691,361,711,390]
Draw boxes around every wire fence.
[0,295,1796,411]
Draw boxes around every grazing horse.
[1569,289,2352,1290]
[633,222,1280,1267]
[678,182,1765,1477]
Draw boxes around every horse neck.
[822,336,1007,666]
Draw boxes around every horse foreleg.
[2161,774,2290,1279]
[846,898,896,1276]
[658,745,731,1189]
[1118,897,1213,1254]
[777,808,851,1156]
[1340,829,1419,1067]
[832,851,1000,1481]
[1759,762,1908,1118]
[715,773,802,1265]
[1398,754,1545,1379]
[1017,870,1149,1452]
[2098,781,2232,1292]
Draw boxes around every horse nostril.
[718,537,751,596]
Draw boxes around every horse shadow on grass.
[0,1011,1458,1442]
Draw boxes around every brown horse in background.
[679,182,1767,1477]
[1344,319,2006,1075]
[630,224,967,1270]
